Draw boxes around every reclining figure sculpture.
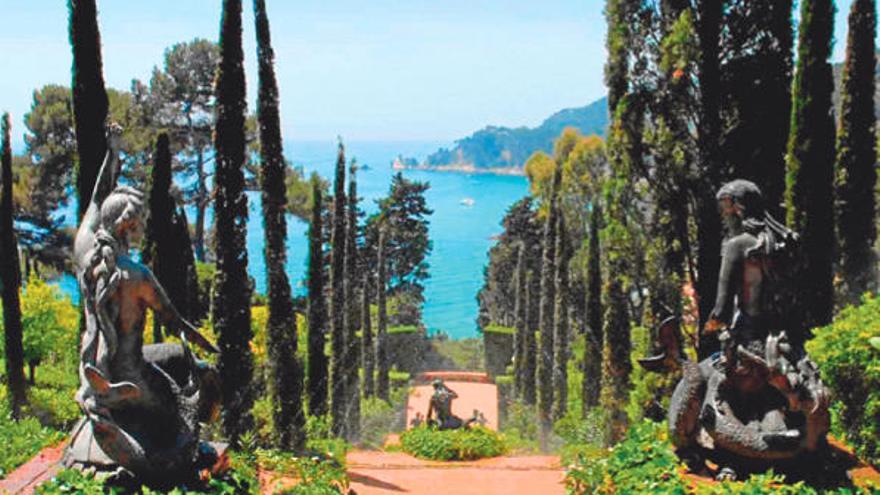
[64,124,222,483]
[640,179,831,481]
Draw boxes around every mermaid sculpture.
[640,179,831,481]
[64,125,221,482]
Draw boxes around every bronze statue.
[64,125,221,483]
[425,379,477,430]
[640,179,831,481]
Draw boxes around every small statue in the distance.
[640,179,833,482]
[64,124,222,484]
[425,379,479,430]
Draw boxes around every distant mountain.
[410,97,608,171]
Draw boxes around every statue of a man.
[65,125,220,481]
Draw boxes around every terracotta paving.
[0,442,65,495]
[346,451,566,495]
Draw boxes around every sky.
[0,0,870,150]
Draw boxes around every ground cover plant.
[400,425,507,461]
[563,420,879,495]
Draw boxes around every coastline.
[392,158,525,177]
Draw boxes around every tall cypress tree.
[213,0,254,444]
[513,245,527,399]
[255,0,304,450]
[343,159,361,439]
[537,163,562,434]
[329,140,347,437]
[552,214,571,420]
[143,133,192,342]
[375,227,390,401]
[723,0,794,217]
[361,267,374,398]
[695,0,724,357]
[582,202,603,415]
[836,0,877,304]
[1,113,26,419]
[523,269,538,405]
[68,0,108,221]
[307,179,329,417]
[785,0,836,332]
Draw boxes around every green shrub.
[807,294,880,465]
[0,277,79,382]
[0,411,64,479]
[564,420,878,495]
[360,389,406,449]
[304,415,349,460]
[400,425,507,461]
[501,399,539,453]
[256,449,349,495]
[34,466,257,495]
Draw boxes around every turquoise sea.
[56,140,529,340]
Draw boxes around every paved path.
[346,451,566,495]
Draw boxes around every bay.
[55,140,530,340]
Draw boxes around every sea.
[54,140,530,340]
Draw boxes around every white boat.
[460,197,475,207]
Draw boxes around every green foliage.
[482,324,514,335]
[0,277,79,374]
[501,399,540,453]
[400,425,507,461]
[360,390,406,450]
[626,325,678,424]
[0,411,64,479]
[564,420,877,495]
[253,449,349,495]
[304,415,350,461]
[807,294,880,465]
[35,466,257,495]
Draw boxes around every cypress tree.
[723,0,794,218]
[68,0,108,221]
[582,202,603,415]
[343,159,361,439]
[537,163,562,434]
[375,227,390,401]
[836,0,877,304]
[513,245,527,399]
[785,0,836,332]
[523,269,538,405]
[552,214,571,420]
[695,0,724,357]
[600,274,631,444]
[362,267,374,398]
[255,0,304,450]
[212,0,254,444]
[329,140,347,437]
[1,113,26,419]
[307,179,329,417]
[143,133,191,342]
[172,206,200,322]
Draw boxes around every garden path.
[346,450,566,495]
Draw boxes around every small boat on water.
[460,197,475,207]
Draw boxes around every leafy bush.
[360,393,404,449]
[400,425,507,461]
[35,467,257,495]
[0,410,64,479]
[255,449,349,495]
[501,399,539,453]
[807,294,880,465]
[305,415,349,460]
[564,420,878,495]
[0,277,79,382]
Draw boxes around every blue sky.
[0,0,870,149]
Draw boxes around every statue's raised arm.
[73,123,123,267]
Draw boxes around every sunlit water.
[55,140,529,339]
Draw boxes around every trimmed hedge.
[400,425,507,461]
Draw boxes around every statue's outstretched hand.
[107,123,123,151]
